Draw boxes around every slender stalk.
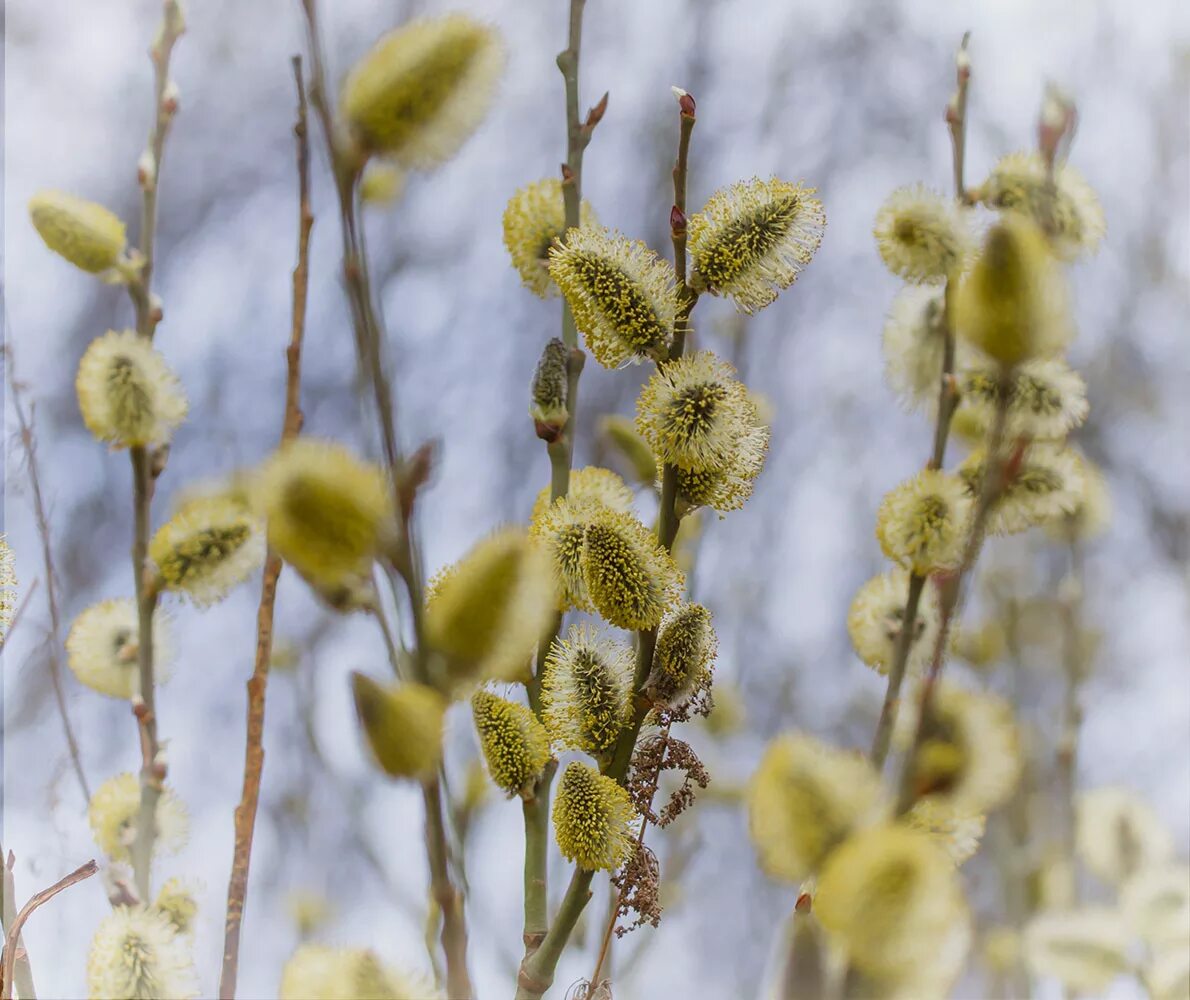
[516,88,698,1000]
[298,5,471,992]
[1,847,37,1000]
[126,0,184,903]
[1055,539,1085,908]
[0,859,97,1000]
[6,367,91,804]
[520,0,605,965]
[869,35,970,769]
[895,388,1009,815]
[218,57,313,999]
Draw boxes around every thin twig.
[5,360,92,803]
[517,89,698,1000]
[0,859,97,1000]
[869,34,971,770]
[218,55,313,1000]
[0,584,38,657]
[127,0,185,903]
[1,848,37,1000]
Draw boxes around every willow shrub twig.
[298,5,470,994]
[0,858,97,1000]
[217,56,313,1000]
[894,387,1011,815]
[869,35,971,770]
[1055,538,1086,907]
[516,90,698,1000]
[521,0,607,967]
[127,0,185,903]
[5,363,91,804]
[0,847,37,1000]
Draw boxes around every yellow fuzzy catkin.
[424,528,555,686]
[471,688,550,795]
[959,357,1089,442]
[978,151,1106,261]
[279,942,442,1000]
[29,190,128,275]
[548,227,678,368]
[351,675,445,782]
[66,598,172,700]
[875,469,972,574]
[873,184,970,284]
[553,761,637,872]
[504,178,597,298]
[253,438,394,592]
[1023,908,1132,993]
[956,214,1072,367]
[88,773,188,863]
[635,350,756,475]
[846,567,943,676]
[541,624,634,759]
[647,603,716,708]
[341,15,505,170]
[815,825,968,981]
[1,536,18,643]
[687,176,825,313]
[149,494,265,606]
[87,905,197,1000]
[580,508,683,631]
[960,442,1084,535]
[747,733,887,883]
[154,878,198,936]
[76,329,188,448]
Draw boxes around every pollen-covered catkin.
[504,178,597,298]
[87,905,197,1000]
[66,598,171,700]
[351,674,445,781]
[341,15,505,170]
[88,772,188,863]
[541,624,634,759]
[687,176,825,313]
[155,878,199,936]
[553,761,637,872]
[647,603,716,708]
[548,227,678,368]
[471,688,551,795]
[279,943,442,1000]
[580,507,683,631]
[29,190,128,276]
[149,494,265,605]
[76,329,188,448]
[873,184,971,283]
[875,469,972,574]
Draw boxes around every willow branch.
[218,56,312,1000]
[5,365,91,803]
[869,35,970,769]
[517,90,697,1000]
[1,848,36,1000]
[0,859,97,1000]
[125,1,185,903]
[1055,539,1085,907]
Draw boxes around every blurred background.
[3,0,1188,996]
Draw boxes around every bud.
[470,688,550,796]
[424,528,556,687]
[552,761,637,872]
[956,214,1072,367]
[252,439,395,592]
[76,329,188,448]
[647,603,716,708]
[351,674,445,781]
[341,15,506,170]
[29,190,128,276]
[359,161,406,205]
[530,337,569,439]
[137,150,158,191]
[161,79,181,116]
[671,86,696,117]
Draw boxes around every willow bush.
[2,3,1186,1000]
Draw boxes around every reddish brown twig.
[1,858,97,1000]
[218,55,312,1000]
